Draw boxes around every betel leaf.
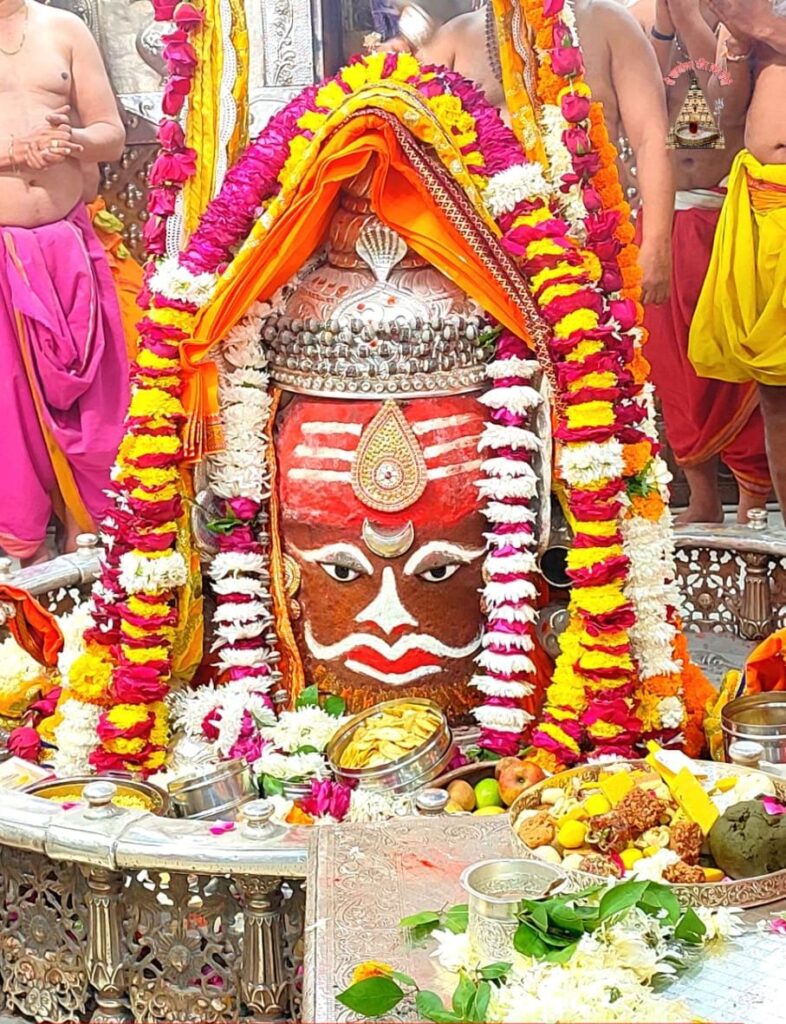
[390,971,416,989]
[443,904,469,935]
[400,910,441,930]
[674,907,707,946]
[336,977,404,1018]
[544,902,588,935]
[513,920,549,959]
[416,990,461,1023]
[324,694,346,718]
[520,899,550,933]
[542,941,579,964]
[296,684,319,708]
[478,962,512,982]
[469,980,491,1023]
[451,972,476,1019]
[638,883,681,925]
[597,880,650,923]
[261,775,284,798]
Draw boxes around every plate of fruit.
[508,750,786,908]
[433,756,547,817]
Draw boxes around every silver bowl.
[168,759,257,820]
[722,692,786,765]
[327,698,453,795]
[26,774,169,816]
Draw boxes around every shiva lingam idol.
[263,166,542,720]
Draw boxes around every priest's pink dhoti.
[0,205,130,560]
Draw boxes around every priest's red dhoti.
[642,194,771,498]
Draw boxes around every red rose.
[561,92,591,124]
[551,46,584,78]
[563,126,592,156]
[157,119,186,151]
[610,298,638,330]
[174,2,204,31]
[9,726,41,763]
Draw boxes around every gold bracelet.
[725,48,752,62]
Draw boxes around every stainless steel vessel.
[167,759,258,820]
[722,692,786,765]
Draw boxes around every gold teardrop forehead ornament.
[351,401,428,514]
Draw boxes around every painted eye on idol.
[417,563,461,583]
[319,562,363,583]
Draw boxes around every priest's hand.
[639,236,672,306]
[706,0,770,44]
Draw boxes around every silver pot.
[460,859,567,962]
[327,699,454,795]
[722,692,786,765]
[167,759,258,820]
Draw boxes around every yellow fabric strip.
[689,150,786,387]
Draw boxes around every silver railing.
[0,520,783,1021]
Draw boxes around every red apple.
[498,759,546,807]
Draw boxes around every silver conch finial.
[355,222,407,284]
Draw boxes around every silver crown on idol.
[263,201,492,399]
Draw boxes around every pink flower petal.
[762,796,786,816]
[209,821,235,835]
[771,918,786,935]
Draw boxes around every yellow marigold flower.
[582,251,603,281]
[531,749,562,774]
[69,648,113,704]
[340,62,369,92]
[578,650,633,672]
[136,349,178,371]
[574,519,618,537]
[572,583,627,616]
[515,206,553,228]
[390,52,420,81]
[315,79,347,109]
[143,750,167,771]
[538,722,580,755]
[555,309,600,338]
[558,82,591,100]
[526,239,566,259]
[127,595,172,619]
[107,704,152,730]
[128,389,184,420]
[566,339,604,362]
[297,110,325,134]
[580,630,629,650]
[120,645,169,665]
[129,483,179,503]
[531,263,585,292]
[105,737,146,756]
[121,621,175,643]
[637,695,662,731]
[135,374,181,392]
[37,712,62,745]
[145,307,194,331]
[119,434,181,463]
[565,401,615,430]
[567,371,617,393]
[588,720,623,739]
[351,962,394,985]
[567,545,624,570]
[540,282,583,306]
[364,51,386,79]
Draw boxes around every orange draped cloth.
[183,117,536,459]
[744,629,786,694]
[0,585,63,668]
[87,199,144,361]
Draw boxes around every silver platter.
[508,759,786,908]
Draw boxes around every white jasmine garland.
[474,704,532,733]
[483,551,539,577]
[208,551,269,579]
[479,385,542,413]
[484,163,553,217]
[486,357,540,381]
[263,707,346,754]
[149,257,216,307]
[657,695,685,730]
[559,439,625,487]
[484,503,538,525]
[484,579,539,606]
[480,456,539,479]
[478,424,541,452]
[484,530,538,550]
[476,475,539,501]
[482,630,534,651]
[118,550,188,594]
[471,676,533,699]
[212,601,272,624]
[255,749,328,782]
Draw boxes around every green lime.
[474,777,503,809]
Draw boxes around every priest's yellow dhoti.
[689,150,786,387]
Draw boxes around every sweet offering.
[336,702,440,770]
[510,753,783,890]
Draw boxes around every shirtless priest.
[0,0,129,563]
[688,0,786,522]
[395,0,674,305]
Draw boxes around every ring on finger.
[51,139,59,151]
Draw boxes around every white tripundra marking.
[422,436,480,459]
[411,414,480,435]
[428,459,483,480]
[293,444,356,462]
[300,422,363,436]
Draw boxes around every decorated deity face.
[276,395,487,718]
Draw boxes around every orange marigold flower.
[351,962,394,985]
[623,441,652,477]
[629,349,651,385]
[630,493,665,521]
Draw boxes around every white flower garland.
[148,257,216,307]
